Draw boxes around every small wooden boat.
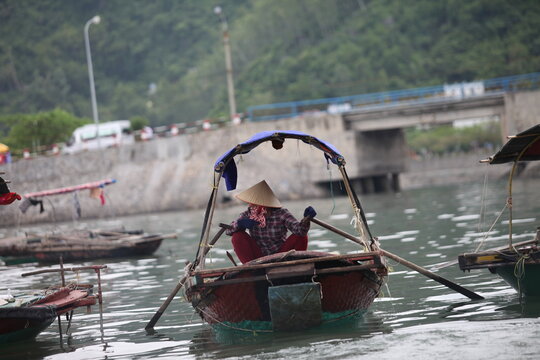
[458,124,540,297]
[146,132,481,333]
[0,229,175,263]
[182,131,389,332]
[186,249,386,331]
[0,264,106,343]
[1,179,177,263]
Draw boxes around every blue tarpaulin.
[214,131,344,191]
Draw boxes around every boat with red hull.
[146,131,482,333]
[181,131,388,332]
[0,306,57,344]
[186,250,386,331]
[0,265,105,343]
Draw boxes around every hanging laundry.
[19,198,44,213]
[72,192,81,218]
[89,186,106,205]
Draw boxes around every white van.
[64,120,134,154]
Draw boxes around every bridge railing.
[246,72,540,122]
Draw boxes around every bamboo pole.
[197,174,222,270]
[310,217,484,300]
[145,224,228,330]
[21,265,107,277]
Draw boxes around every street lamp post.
[84,15,101,144]
[214,6,237,122]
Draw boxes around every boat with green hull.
[493,261,540,297]
[458,124,540,297]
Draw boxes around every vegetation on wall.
[405,122,503,156]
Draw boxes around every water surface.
[1,179,539,359]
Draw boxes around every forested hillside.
[1,0,539,127]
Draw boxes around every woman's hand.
[303,206,317,219]
[237,218,259,230]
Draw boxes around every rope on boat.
[505,134,540,250]
[474,202,509,253]
[477,167,489,237]
[514,253,529,299]
[327,161,336,215]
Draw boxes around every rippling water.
[1,179,539,359]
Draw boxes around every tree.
[130,116,148,131]
[0,108,89,153]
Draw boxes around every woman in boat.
[226,180,317,264]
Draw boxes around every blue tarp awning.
[214,131,345,191]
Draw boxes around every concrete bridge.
[336,89,540,193]
[241,73,540,194]
[343,92,505,132]
[247,72,540,137]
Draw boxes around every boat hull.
[459,242,540,297]
[491,263,540,297]
[186,251,386,331]
[0,306,57,344]
[31,238,163,262]
[0,233,164,263]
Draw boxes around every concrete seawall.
[0,114,534,227]
[1,115,350,226]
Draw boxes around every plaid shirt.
[227,208,310,255]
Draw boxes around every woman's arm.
[281,208,310,236]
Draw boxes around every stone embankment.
[0,115,535,227]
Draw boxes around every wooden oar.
[310,217,484,300]
[144,224,228,330]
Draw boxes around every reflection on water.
[0,179,539,359]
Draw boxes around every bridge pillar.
[503,90,540,137]
[349,129,407,194]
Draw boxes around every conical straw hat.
[235,180,282,208]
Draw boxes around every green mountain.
[1,0,539,127]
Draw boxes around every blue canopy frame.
[214,130,345,191]
[195,130,373,267]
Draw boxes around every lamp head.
[213,6,222,15]
[92,15,101,24]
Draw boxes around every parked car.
[63,120,134,154]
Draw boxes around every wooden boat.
[458,124,540,297]
[0,264,106,343]
[146,132,481,333]
[181,131,389,332]
[0,229,175,263]
[1,179,177,263]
